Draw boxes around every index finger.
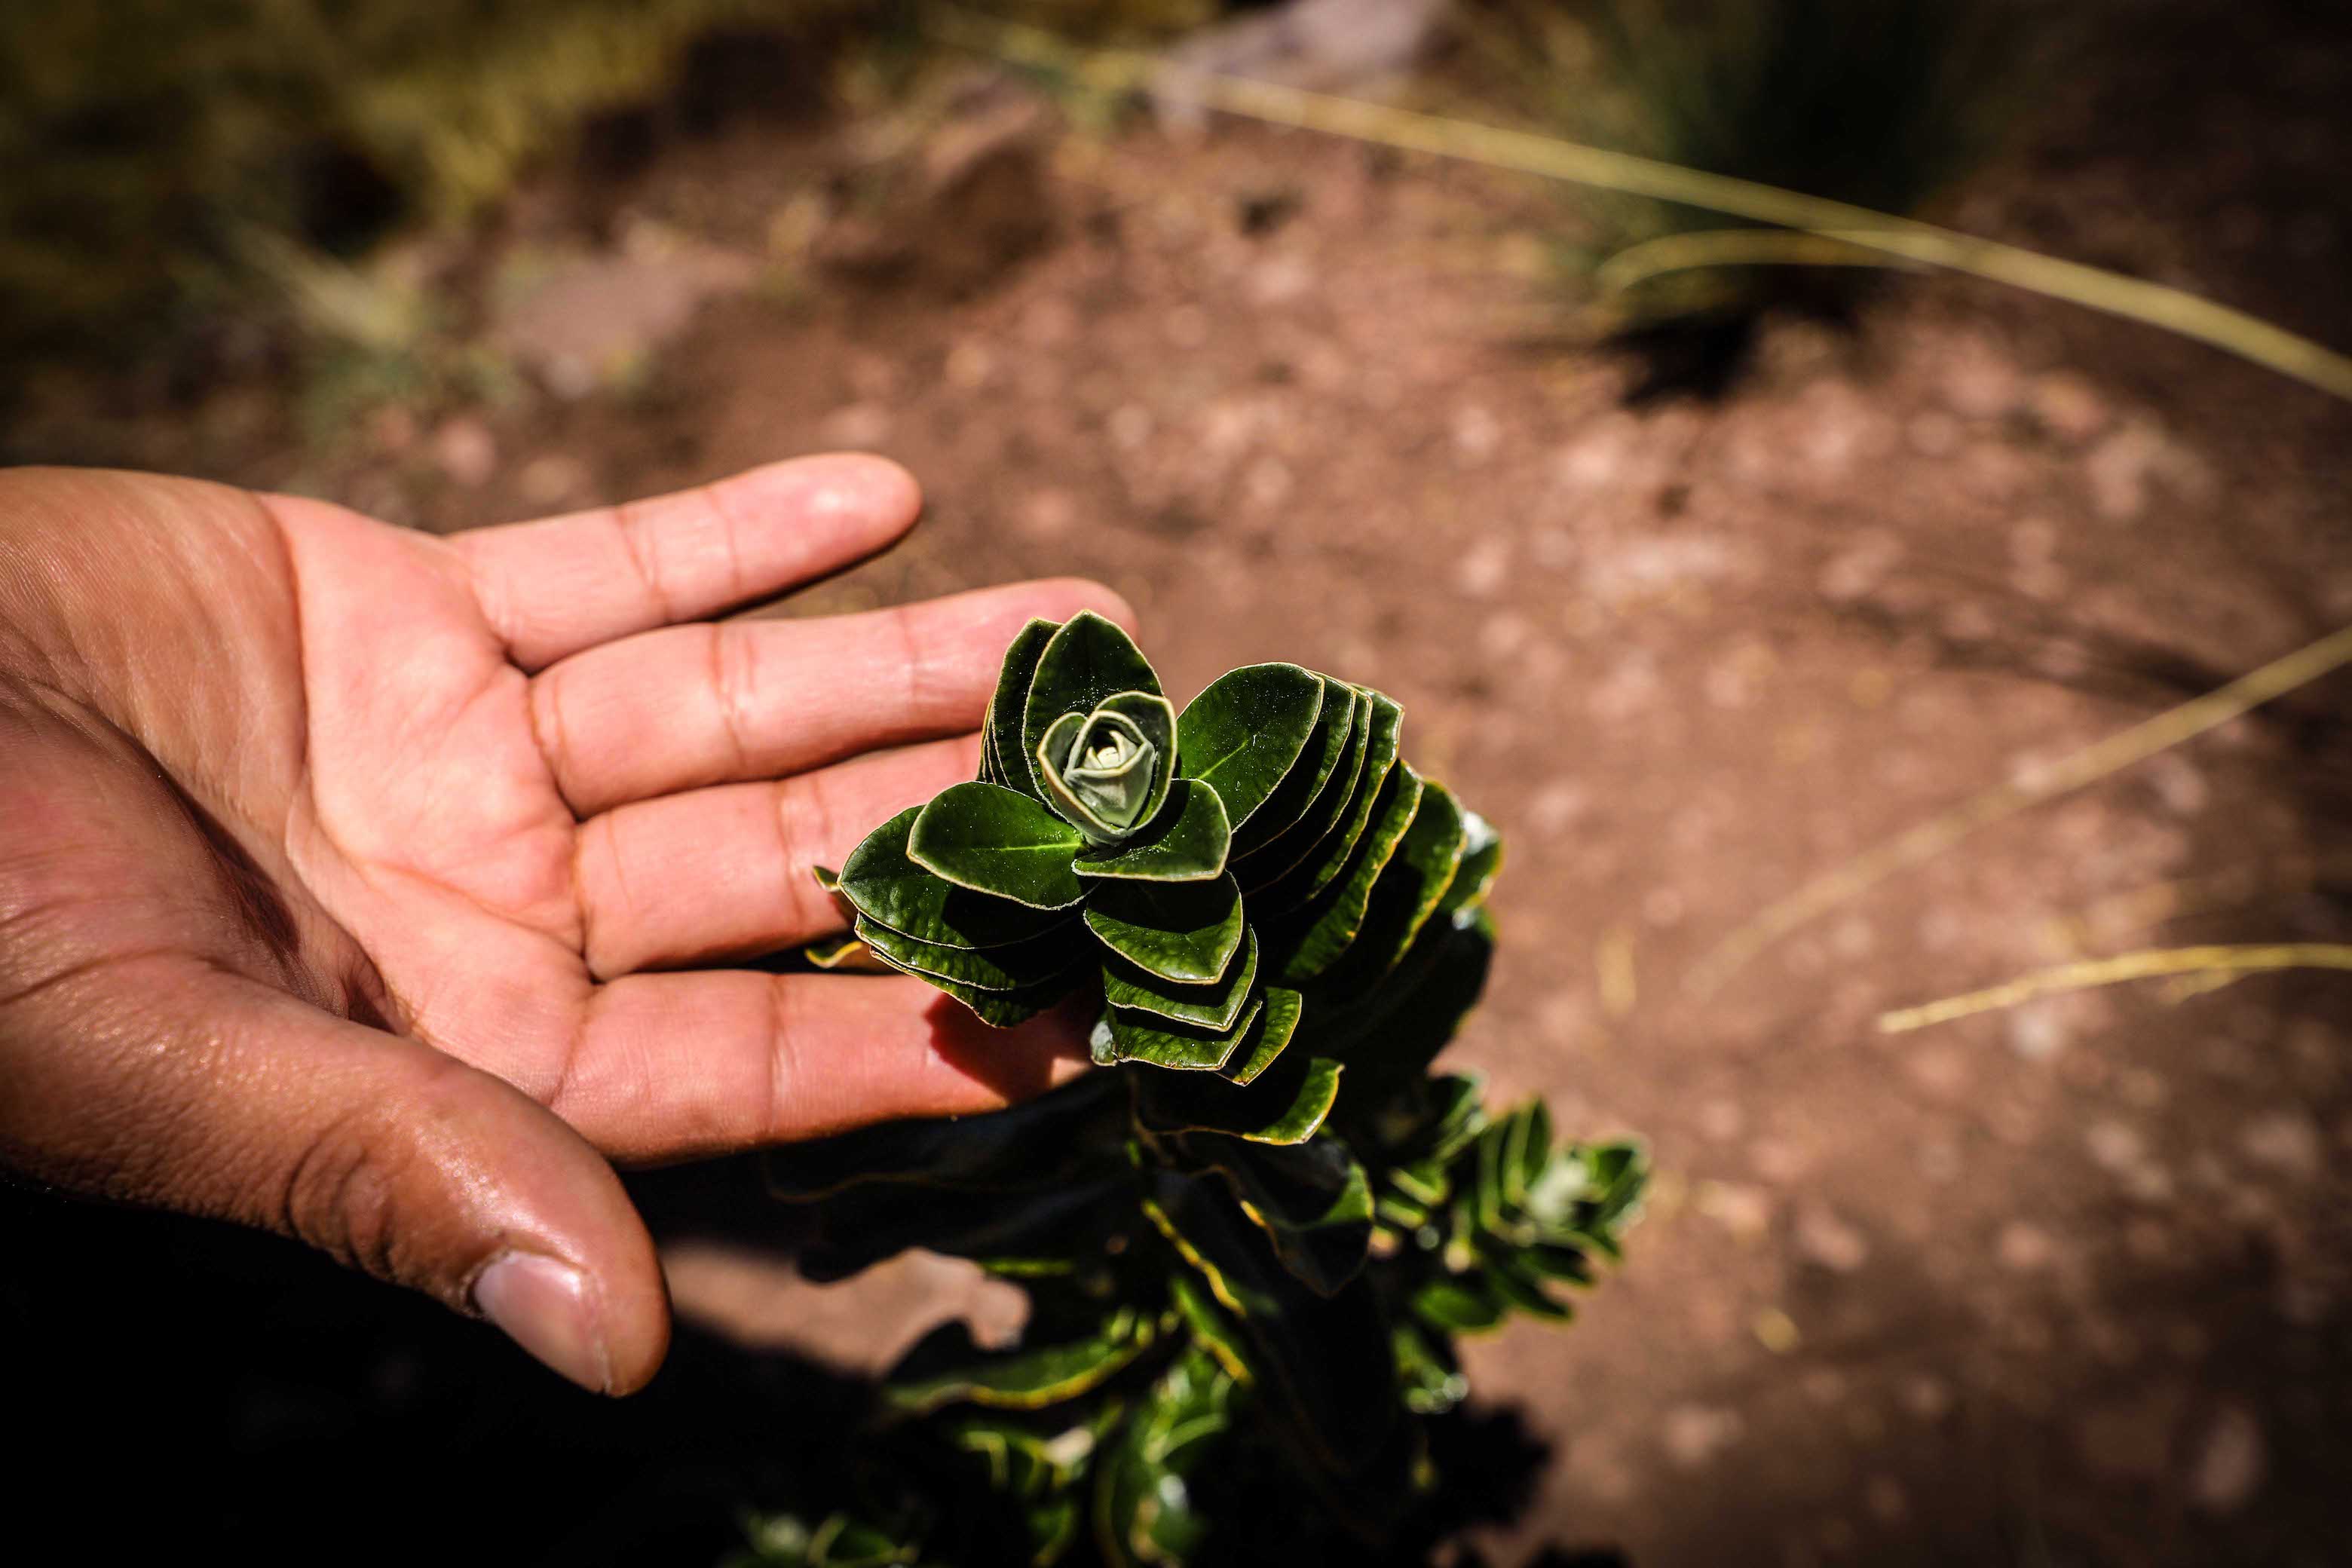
[455,455,923,670]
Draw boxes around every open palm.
[0,456,1125,1392]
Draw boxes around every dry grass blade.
[1685,623,2352,997]
[1594,228,1931,294]
[1879,944,2352,1034]
[937,11,2352,403]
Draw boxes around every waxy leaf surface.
[1218,985,1304,1086]
[910,782,1089,910]
[1139,1048,1340,1146]
[854,915,1086,993]
[1250,690,1402,911]
[867,951,1082,1028]
[1174,663,1325,831]
[1236,685,1371,884]
[1096,995,1262,1073]
[988,617,1060,798]
[1310,776,1467,991]
[1083,872,1245,984]
[1272,763,1427,985]
[1434,807,1503,926]
[1073,777,1230,883]
[887,1312,1155,1415]
[1228,679,1356,854]
[835,807,1076,948]
[1101,926,1258,1032]
[1021,612,1161,795]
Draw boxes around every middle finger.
[532,579,1128,814]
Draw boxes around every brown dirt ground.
[12,5,2352,1565]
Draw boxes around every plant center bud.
[1062,712,1154,828]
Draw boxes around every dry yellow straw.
[1596,228,1931,293]
[1879,944,2352,1034]
[940,13,2352,403]
[1686,624,2352,997]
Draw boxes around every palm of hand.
[5,461,1114,1165]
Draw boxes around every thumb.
[0,957,670,1394]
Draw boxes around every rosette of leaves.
[818,611,1500,1076]
[746,620,1648,1568]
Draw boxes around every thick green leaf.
[1195,1135,1375,1296]
[1083,873,1245,984]
[1035,692,1178,844]
[1474,1244,1576,1322]
[1521,1239,1598,1286]
[1229,680,1356,854]
[887,1311,1155,1415]
[1269,764,1426,985]
[1095,995,1262,1073]
[1312,914,1493,1089]
[989,618,1061,799]
[1434,808,1502,925]
[1309,777,1467,991]
[1504,1098,1553,1207]
[1235,686,1371,884]
[1248,690,1403,911]
[855,916,1087,993]
[800,936,889,972]
[1022,612,1162,795]
[1392,1323,1468,1416]
[764,1072,1126,1199]
[835,808,1075,948]
[1140,1049,1341,1146]
[945,1412,1098,1499]
[866,951,1083,1028]
[1166,1272,1253,1384]
[1410,1278,1506,1334]
[1101,927,1257,1032]
[1219,986,1304,1086]
[1091,1347,1235,1568]
[1369,1072,1487,1166]
[910,782,1089,910]
[1139,1169,1398,1474]
[1174,663,1325,831]
[1073,779,1230,883]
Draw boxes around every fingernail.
[473,1251,611,1394]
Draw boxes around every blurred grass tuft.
[1455,0,2031,380]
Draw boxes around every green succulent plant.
[750,615,1646,1568]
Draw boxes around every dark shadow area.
[5,1168,865,1568]
[5,1159,1582,1567]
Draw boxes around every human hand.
[0,458,1129,1393]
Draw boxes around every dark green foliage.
[773,620,1648,1566]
